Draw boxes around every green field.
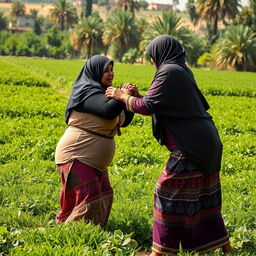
[0,57,255,255]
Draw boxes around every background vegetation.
[0,57,255,255]
[0,0,256,70]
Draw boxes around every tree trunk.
[118,37,125,62]
[85,0,92,17]
[131,6,135,17]
[61,18,64,31]
[119,44,124,62]
[213,15,218,37]
[87,41,92,59]
[119,48,123,62]
[253,1,256,30]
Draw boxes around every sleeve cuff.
[126,96,136,112]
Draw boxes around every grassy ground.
[0,57,255,255]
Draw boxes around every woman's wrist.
[120,93,130,104]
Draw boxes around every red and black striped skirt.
[56,159,113,227]
[152,150,230,255]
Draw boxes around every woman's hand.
[105,87,130,103]
[122,83,140,97]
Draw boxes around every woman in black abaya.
[105,35,233,255]
[55,55,133,226]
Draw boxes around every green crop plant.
[0,57,255,255]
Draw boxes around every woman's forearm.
[75,93,125,119]
[119,93,131,104]
[105,87,130,103]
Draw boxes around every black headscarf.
[144,35,222,174]
[65,55,113,123]
[145,34,186,68]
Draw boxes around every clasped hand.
[105,83,140,101]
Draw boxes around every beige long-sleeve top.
[55,110,125,172]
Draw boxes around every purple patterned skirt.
[152,150,230,255]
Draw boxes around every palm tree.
[142,11,194,55]
[117,0,140,16]
[196,0,241,38]
[30,8,38,18]
[70,14,103,58]
[0,11,8,30]
[103,10,138,62]
[234,7,254,28]
[49,0,78,31]
[249,0,256,15]
[186,0,199,25]
[136,17,148,63]
[136,17,148,45]
[84,0,93,17]
[249,0,256,30]
[30,9,42,34]
[216,25,256,71]
[10,0,25,22]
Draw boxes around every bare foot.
[136,252,151,256]
[149,252,163,256]
[222,243,234,254]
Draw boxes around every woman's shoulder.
[156,64,184,80]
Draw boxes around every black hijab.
[65,55,113,123]
[145,34,186,68]
[144,35,222,174]
[144,34,210,117]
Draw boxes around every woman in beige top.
[55,55,133,226]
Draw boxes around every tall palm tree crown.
[117,0,140,16]
[217,25,256,71]
[84,0,93,17]
[11,0,25,21]
[70,14,103,58]
[49,0,78,31]
[103,10,138,62]
[30,9,38,18]
[0,11,8,30]
[142,11,193,56]
[186,0,200,25]
[196,0,241,37]
[249,0,256,30]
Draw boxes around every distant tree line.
[0,0,256,71]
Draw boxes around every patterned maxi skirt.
[152,150,230,255]
[56,159,113,227]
